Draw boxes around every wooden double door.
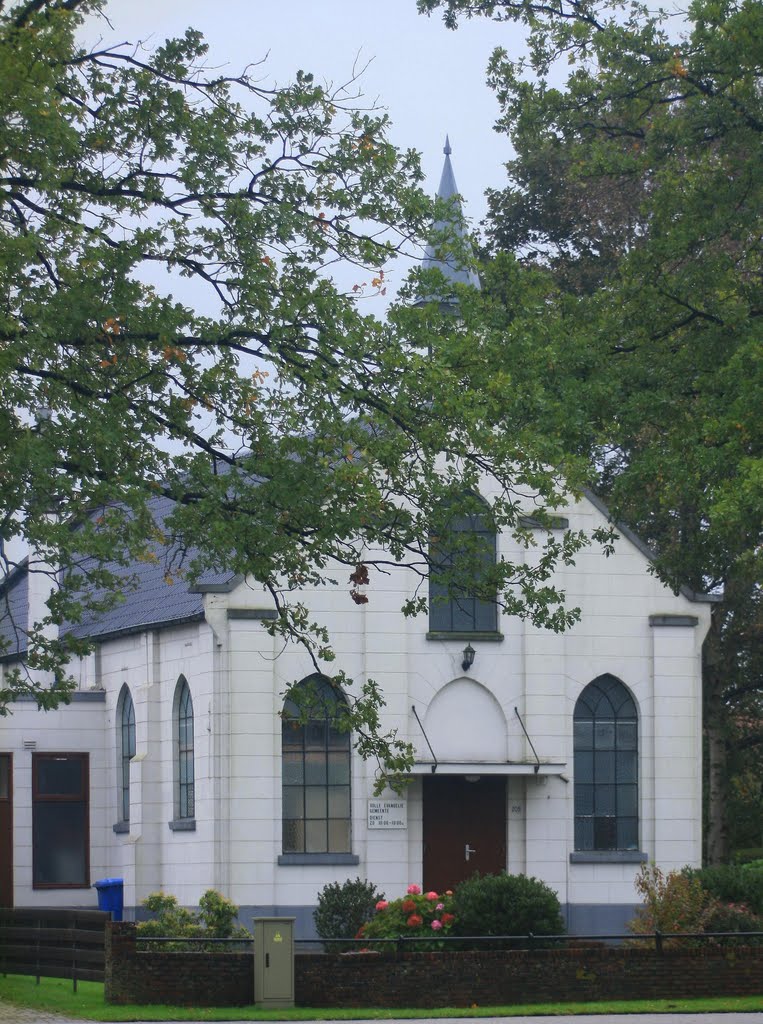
[422,774,506,892]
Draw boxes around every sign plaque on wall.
[367,799,407,830]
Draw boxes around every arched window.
[429,494,497,633]
[281,675,351,854]
[574,674,638,851]
[174,677,194,820]
[117,685,135,824]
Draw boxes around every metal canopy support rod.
[514,707,541,773]
[411,705,438,773]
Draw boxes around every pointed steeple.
[414,137,481,308]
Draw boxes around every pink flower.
[375,900,388,911]
[401,899,416,913]
[445,890,453,896]
[407,914,423,928]
[431,919,443,930]
[425,891,439,901]
[436,902,445,910]
[407,884,421,895]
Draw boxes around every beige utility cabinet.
[253,917,295,1008]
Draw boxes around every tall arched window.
[281,675,351,854]
[574,674,638,851]
[429,494,497,634]
[174,677,194,821]
[117,685,135,824]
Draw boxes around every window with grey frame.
[429,494,497,633]
[574,674,638,851]
[281,675,351,854]
[117,685,135,824]
[174,677,194,820]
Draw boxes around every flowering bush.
[704,900,763,946]
[629,863,763,948]
[359,884,456,951]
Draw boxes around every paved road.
[2,1007,763,1024]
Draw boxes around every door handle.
[465,844,476,861]
[265,952,270,968]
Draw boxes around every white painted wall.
[0,488,711,930]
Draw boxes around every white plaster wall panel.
[229,857,279,886]
[506,778,527,876]
[654,840,702,870]
[653,812,698,845]
[568,866,641,910]
[422,680,507,761]
[562,635,649,661]
[651,625,702,870]
[525,810,569,844]
[228,761,276,800]
[10,749,34,899]
[3,701,106,907]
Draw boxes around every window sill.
[168,818,196,832]
[33,882,90,890]
[570,851,647,864]
[112,821,129,834]
[426,631,504,642]
[278,853,359,866]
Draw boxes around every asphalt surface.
[2,1005,763,1024]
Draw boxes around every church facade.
[0,481,711,935]
[0,147,713,936]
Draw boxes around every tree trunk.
[703,607,729,865]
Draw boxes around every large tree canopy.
[0,0,595,782]
[421,0,762,859]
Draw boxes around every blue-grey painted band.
[12,690,106,702]
[227,608,278,620]
[649,615,699,627]
[277,853,359,866]
[570,851,648,863]
[168,818,196,832]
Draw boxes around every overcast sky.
[87,0,522,229]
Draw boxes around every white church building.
[0,148,714,936]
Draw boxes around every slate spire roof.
[414,136,481,307]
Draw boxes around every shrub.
[137,889,250,950]
[451,872,564,948]
[359,884,457,952]
[627,865,715,947]
[197,889,250,939]
[683,863,763,917]
[137,892,202,950]
[314,877,384,951]
[703,901,763,946]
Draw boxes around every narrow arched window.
[429,493,497,633]
[174,677,194,820]
[574,674,638,851]
[281,675,351,854]
[117,685,135,824]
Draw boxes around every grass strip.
[0,976,762,1021]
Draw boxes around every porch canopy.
[410,760,567,776]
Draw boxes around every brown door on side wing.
[423,774,506,892]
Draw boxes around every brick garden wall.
[105,922,763,1008]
